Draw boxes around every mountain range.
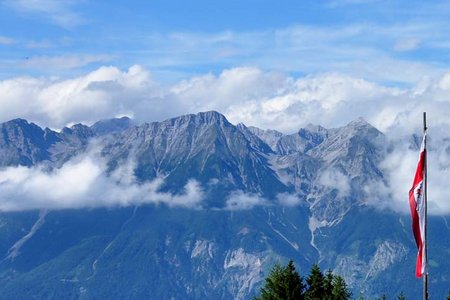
[0,111,448,299]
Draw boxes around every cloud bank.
[318,169,351,198]
[224,191,269,210]
[3,64,450,133]
[0,152,204,211]
[366,130,450,216]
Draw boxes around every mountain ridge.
[0,111,448,299]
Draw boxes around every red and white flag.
[408,134,427,278]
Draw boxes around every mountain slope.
[0,112,448,299]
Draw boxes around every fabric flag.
[408,134,426,278]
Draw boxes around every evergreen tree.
[447,291,450,300]
[323,269,334,299]
[305,264,326,300]
[331,275,351,300]
[254,260,305,300]
[396,291,406,300]
[255,261,353,300]
[378,295,387,300]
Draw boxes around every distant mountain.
[0,112,448,299]
[0,118,52,166]
[99,111,285,200]
[0,117,125,169]
[91,116,134,136]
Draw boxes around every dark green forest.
[254,261,450,300]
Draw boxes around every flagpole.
[423,111,428,300]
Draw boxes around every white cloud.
[365,128,450,216]
[318,169,351,198]
[169,69,404,133]
[224,191,269,210]
[0,65,155,127]
[6,0,85,27]
[394,38,421,52]
[0,36,15,45]
[0,151,204,211]
[276,193,303,207]
[224,191,307,210]
[20,54,113,70]
[224,191,304,210]
[26,39,54,49]
[0,63,449,134]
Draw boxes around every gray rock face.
[0,119,51,166]
[245,126,284,152]
[0,119,93,167]
[0,112,448,299]
[98,111,285,200]
[91,116,134,136]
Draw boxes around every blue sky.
[2,0,450,83]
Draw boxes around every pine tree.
[283,260,305,300]
[396,291,406,300]
[447,291,450,300]
[254,260,305,300]
[331,275,351,300]
[255,262,354,300]
[323,269,334,300]
[378,295,387,300]
[305,264,326,300]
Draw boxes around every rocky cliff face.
[0,112,448,299]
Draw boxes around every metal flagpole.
[423,112,428,300]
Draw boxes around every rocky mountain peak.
[4,118,30,126]
[182,111,230,127]
[246,126,284,152]
[340,117,380,136]
[68,124,94,137]
[195,110,228,123]
[2,118,44,135]
[91,116,134,136]
[0,118,48,166]
[303,123,327,134]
